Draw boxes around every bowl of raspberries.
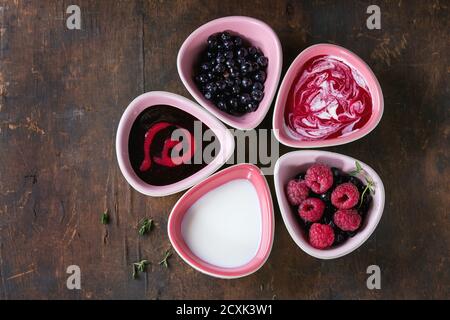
[274,150,385,259]
[177,16,283,130]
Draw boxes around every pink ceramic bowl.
[177,16,283,130]
[116,91,235,197]
[274,150,385,259]
[168,164,274,279]
[273,44,384,148]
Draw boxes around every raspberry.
[309,223,335,249]
[286,179,309,206]
[331,182,360,209]
[298,198,325,222]
[305,163,333,194]
[333,209,362,231]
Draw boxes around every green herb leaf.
[132,259,149,278]
[159,250,172,269]
[101,210,109,225]
[138,218,153,236]
[350,160,363,176]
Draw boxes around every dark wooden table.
[0,0,448,300]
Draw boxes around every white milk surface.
[181,179,262,268]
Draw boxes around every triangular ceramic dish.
[116,91,235,197]
[274,150,385,259]
[177,16,283,130]
[273,44,383,148]
[168,163,274,278]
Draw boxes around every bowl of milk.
[168,163,274,279]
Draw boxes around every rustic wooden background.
[0,0,448,300]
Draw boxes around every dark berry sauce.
[128,105,219,186]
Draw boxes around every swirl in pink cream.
[285,55,372,140]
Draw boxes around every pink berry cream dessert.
[285,163,373,249]
[285,55,373,141]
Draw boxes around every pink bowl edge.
[272,43,384,148]
[177,15,283,130]
[168,163,275,279]
[273,150,385,259]
[115,91,235,197]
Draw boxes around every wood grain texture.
[0,0,448,299]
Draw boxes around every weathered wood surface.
[0,0,448,299]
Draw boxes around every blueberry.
[241,77,253,88]
[204,72,214,81]
[334,230,348,245]
[216,100,227,111]
[237,47,248,58]
[239,93,251,105]
[231,85,240,94]
[224,78,234,87]
[216,54,225,64]
[215,92,225,102]
[216,80,226,90]
[196,74,209,84]
[252,81,264,91]
[236,57,246,65]
[251,89,264,101]
[225,59,236,68]
[220,31,231,41]
[200,62,211,72]
[245,102,257,112]
[331,167,342,178]
[346,231,357,238]
[359,194,372,215]
[240,62,253,74]
[207,35,218,49]
[229,68,241,78]
[348,176,364,192]
[205,82,217,93]
[233,36,243,47]
[224,50,234,60]
[257,56,268,67]
[251,48,262,58]
[248,46,257,55]
[223,89,232,96]
[214,63,225,73]
[296,172,306,180]
[223,40,234,50]
[216,42,224,52]
[319,191,332,203]
[253,70,266,83]
[204,91,213,100]
[227,97,239,109]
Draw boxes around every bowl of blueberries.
[177,16,283,130]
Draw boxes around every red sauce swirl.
[285,55,372,140]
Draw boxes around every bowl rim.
[272,43,384,148]
[168,163,275,279]
[273,150,385,259]
[115,91,235,197]
[177,15,283,130]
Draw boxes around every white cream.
[181,179,262,268]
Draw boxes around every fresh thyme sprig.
[359,176,376,209]
[101,209,109,225]
[349,161,376,209]
[138,218,153,236]
[132,259,149,279]
[159,250,172,268]
[349,161,363,176]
